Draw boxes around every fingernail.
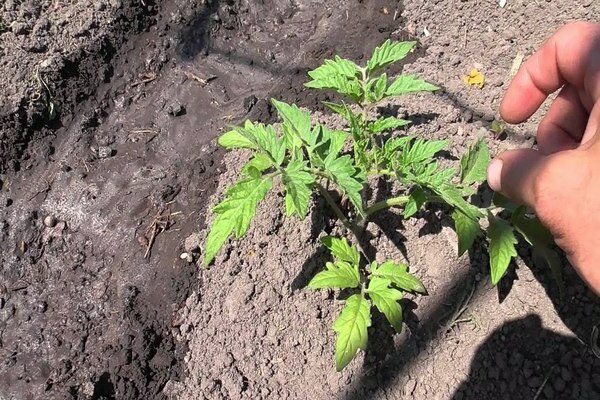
[487,158,503,192]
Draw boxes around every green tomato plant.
[202,40,561,371]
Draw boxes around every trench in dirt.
[0,0,421,398]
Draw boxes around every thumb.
[487,148,547,208]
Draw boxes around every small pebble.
[167,102,186,117]
[97,146,113,159]
[44,215,57,228]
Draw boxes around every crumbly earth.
[1,0,599,400]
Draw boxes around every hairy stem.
[315,182,372,262]
[364,195,410,218]
[316,182,355,232]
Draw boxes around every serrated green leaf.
[371,261,427,294]
[282,160,314,219]
[333,294,371,371]
[238,121,286,165]
[305,56,362,101]
[460,138,490,184]
[323,101,353,121]
[366,73,388,103]
[321,236,360,265]
[311,125,348,167]
[400,138,448,165]
[386,75,439,97]
[271,99,311,149]
[511,207,562,293]
[241,154,273,177]
[218,129,257,149]
[434,184,483,221]
[373,73,388,101]
[308,261,360,290]
[367,277,403,332]
[367,117,411,134]
[367,40,415,73]
[403,186,427,218]
[511,207,553,247]
[452,210,480,256]
[487,213,518,285]
[492,192,518,212]
[382,136,412,167]
[324,155,366,215]
[204,176,272,265]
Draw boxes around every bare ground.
[0,1,599,400]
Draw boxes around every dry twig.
[183,70,217,87]
[142,207,182,259]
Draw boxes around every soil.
[0,0,599,400]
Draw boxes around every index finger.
[500,21,600,124]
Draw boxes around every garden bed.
[0,1,599,399]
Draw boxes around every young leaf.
[403,186,427,218]
[382,136,413,167]
[308,261,360,289]
[282,160,314,219]
[333,294,371,371]
[533,247,564,296]
[460,138,490,184]
[321,236,360,265]
[434,184,483,221]
[372,73,388,102]
[386,75,439,97]
[371,261,428,295]
[400,138,448,165]
[511,207,562,292]
[367,40,415,73]
[324,155,366,215]
[322,101,353,121]
[365,73,388,103]
[241,154,273,177]
[452,210,480,256]
[305,56,362,101]
[311,126,348,167]
[367,117,411,134]
[218,129,257,149]
[510,206,553,247]
[367,277,403,332]
[492,192,518,212]
[487,213,518,285]
[204,176,273,265]
[271,99,311,148]
[238,121,286,166]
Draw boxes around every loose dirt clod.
[43,215,57,227]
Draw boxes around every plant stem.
[363,195,410,218]
[315,182,372,262]
[315,182,354,232]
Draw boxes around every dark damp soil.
[1,1,599,400]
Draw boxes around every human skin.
[487,21,600,294]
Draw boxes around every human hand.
[487,21,600,294]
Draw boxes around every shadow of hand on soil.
[451,314,600,399]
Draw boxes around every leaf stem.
[364,195,410,218]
